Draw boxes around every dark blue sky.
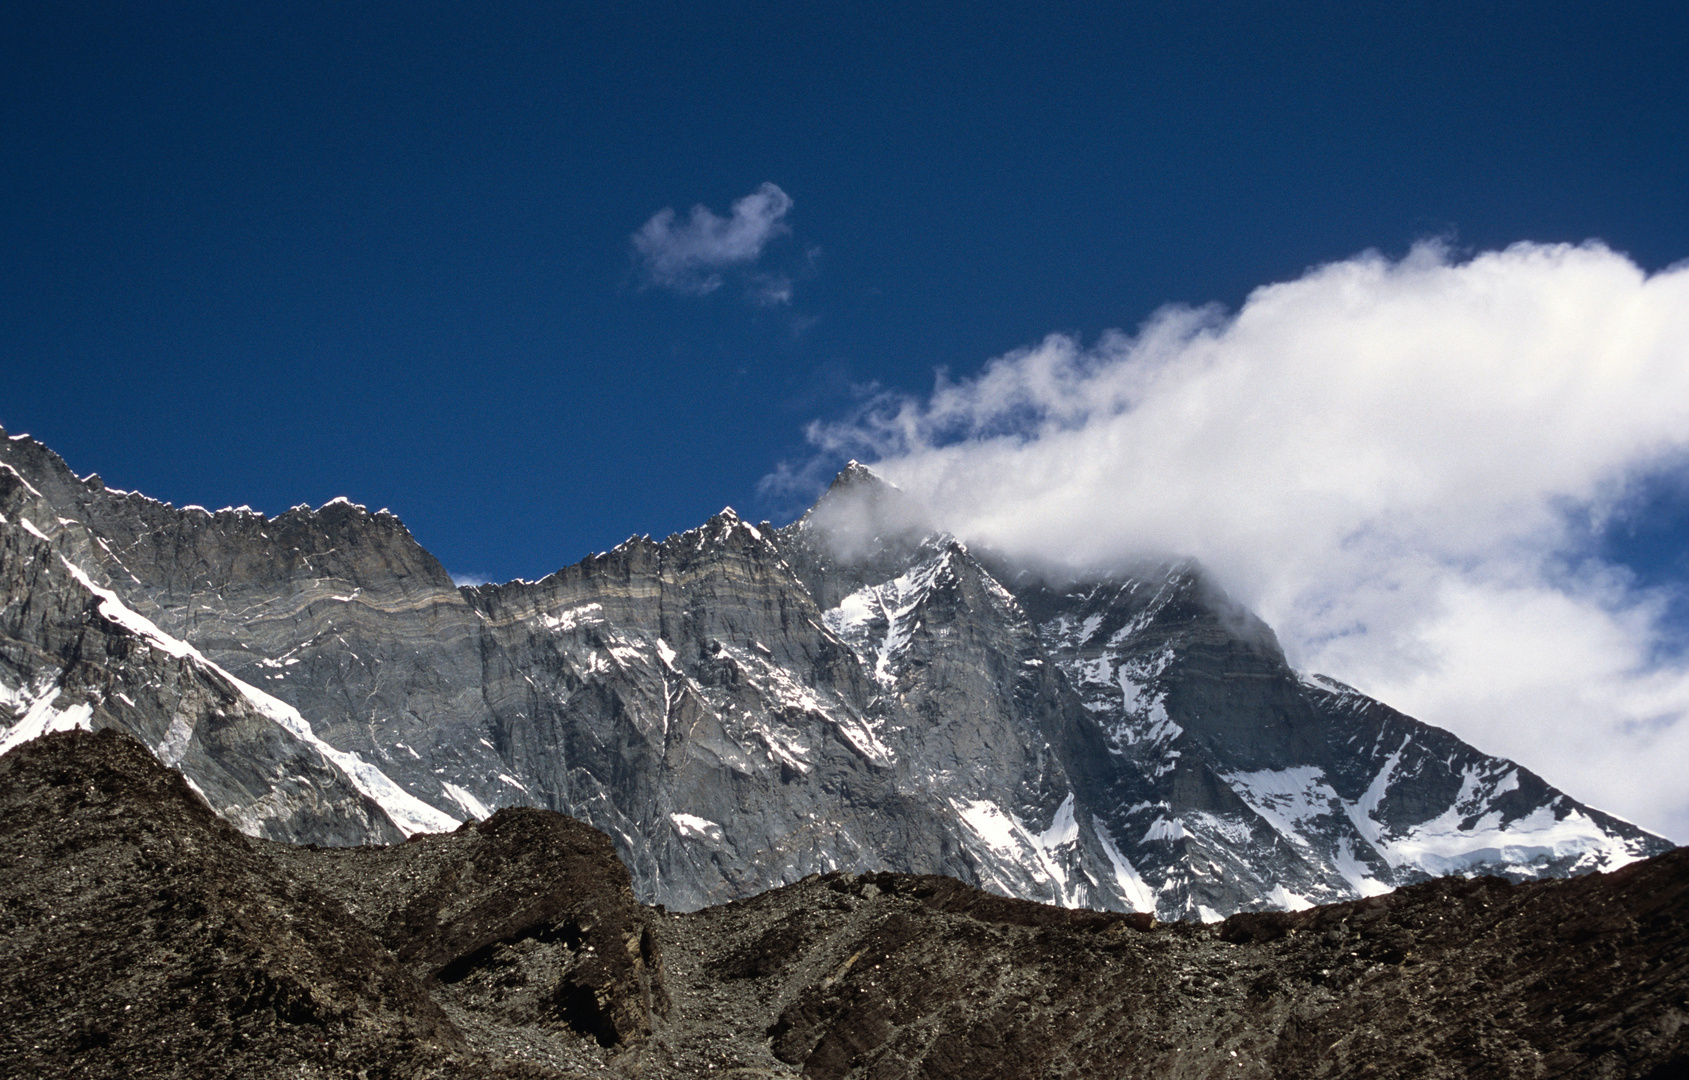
[5,1,1687,584]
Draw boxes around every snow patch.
[0,686,94,756]
[1382,790,1643,877]
[608,643,647,666]
[954,798,1021,857]
[824,548,957,687]
[828,713,893,765]
[951,794,1087,907]
[1223,765,1340,847]
[670,812,724,842]
[1265,884,1315,912]
[1332,836,1393,897]
[1346,736,1410,849]
[0,461,45,497]
[1142,815,1185,843]
[1096,824,1159,913]
[655,637,678,669]
[541,603,604,633]
[441,782,492,820]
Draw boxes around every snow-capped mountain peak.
[0,440,1670,918]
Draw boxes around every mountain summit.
[0,429,1670,919]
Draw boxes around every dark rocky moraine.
[2,729,1686,1079]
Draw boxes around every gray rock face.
[0,452,410,845]
[0,428,1671,918]
[1016,567,1663,917]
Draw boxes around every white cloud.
[804,241,1689,841]
[748,271,794,307]
[449,571,491,588]
[633,182,794,298]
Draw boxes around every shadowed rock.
[2,728,1686,1079]
[0,729,663,1078]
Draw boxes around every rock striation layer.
[0,427,1671,919]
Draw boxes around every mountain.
[4,728,1687,1079]
[0,426,1670,919]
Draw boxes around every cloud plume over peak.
[800,241,1689,840]
[633,182,794,298]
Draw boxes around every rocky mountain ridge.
[4,728,1686,1079]
[0,425,1671,919]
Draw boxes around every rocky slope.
[3,729,1686,1080]
[0,426,1671,919]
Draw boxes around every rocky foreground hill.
[3,729,1686,1080]
[0,426,1670,921]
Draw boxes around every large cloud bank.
[810,242,1689,841]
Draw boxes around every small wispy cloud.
[449,571,491,588]
[633,182,795,300]
[748,272,794,307]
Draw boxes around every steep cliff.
[0,428,1670,918]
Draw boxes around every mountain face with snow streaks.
[0,428,1670,919]
[0,456,422,844]
[1015,565,1656,917]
